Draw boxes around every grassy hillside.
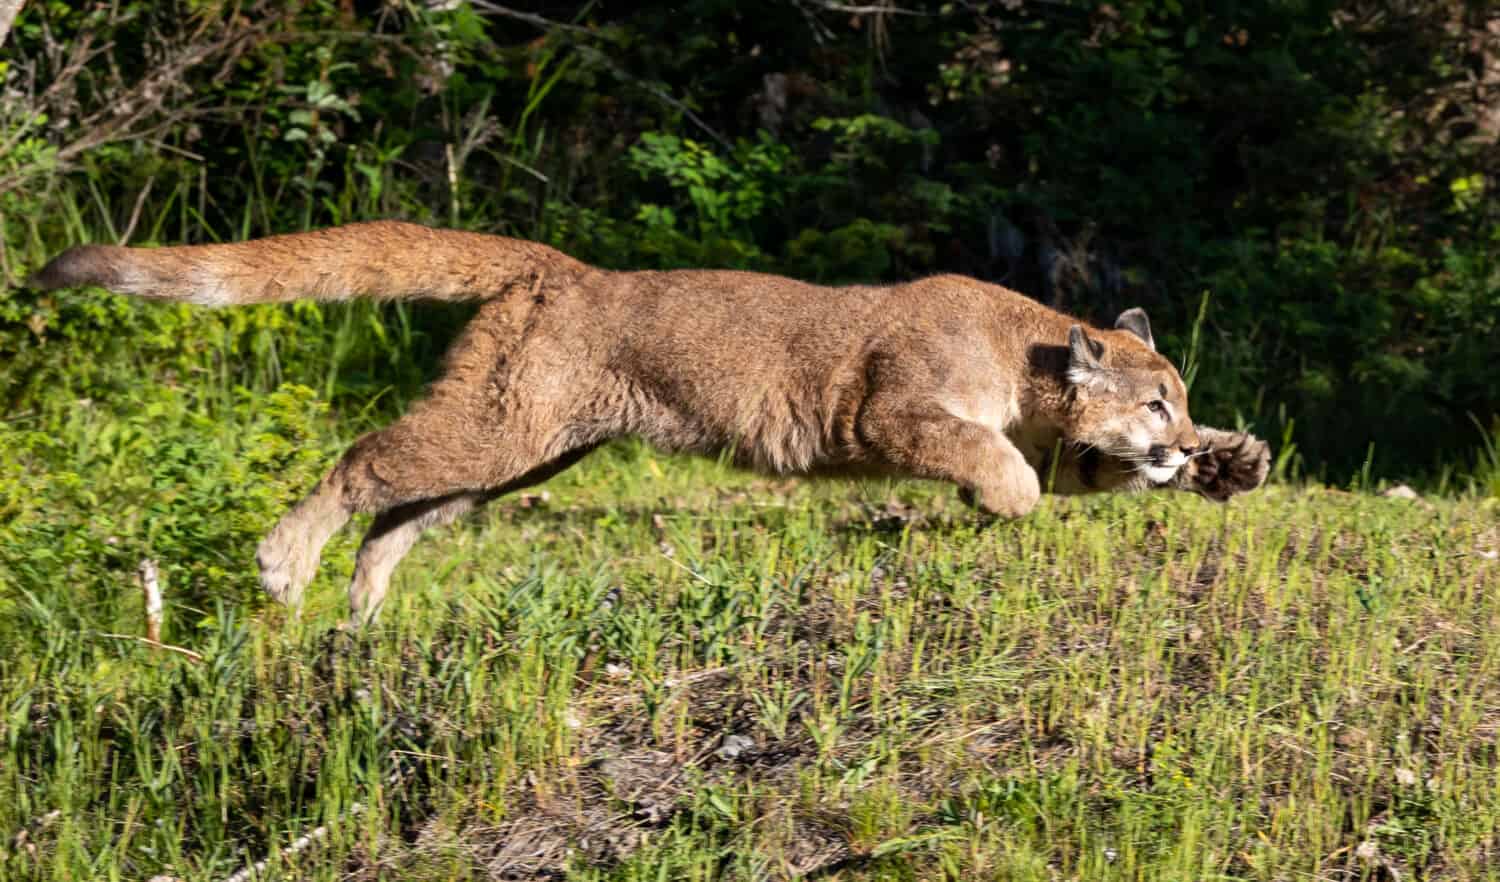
[4,415,1498,879]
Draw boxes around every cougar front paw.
[960,465,1042,520]
[1188,428,1271,501]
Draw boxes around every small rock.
[1356,839,1380,861]
[716,734,755,761]
[1395,767,1417,786]
[1380,484,1419,500]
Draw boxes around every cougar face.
[1063,310,1200,485]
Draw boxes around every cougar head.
[1063,308,1200,485]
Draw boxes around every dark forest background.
[2,0,1497,484]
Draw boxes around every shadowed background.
[1,0,1496,481]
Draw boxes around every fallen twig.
[221,804,364,882]
[94,632,205,663]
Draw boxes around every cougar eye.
[1146,400,1168,420]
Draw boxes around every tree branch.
[464,0,596,35]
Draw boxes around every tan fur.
[33,221,1269,623]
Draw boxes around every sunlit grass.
[3,428,1498,880]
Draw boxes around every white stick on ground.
[140,558,163,643]
[222,804,364,882]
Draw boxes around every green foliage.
[3,0,1494,479]
[620,131,790,268]
[629,133,786,238]
[785,218,905,284]
[0,383,336,632]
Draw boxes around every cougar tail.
[28,221,584,306]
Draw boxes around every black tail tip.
[28,245,123,291]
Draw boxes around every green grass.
[3,399,1499,880]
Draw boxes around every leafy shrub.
[0,383,335,638]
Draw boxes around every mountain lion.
[33,221,1270,623]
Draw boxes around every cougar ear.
[1114,307,1154,351]
[1067,324,1107,387]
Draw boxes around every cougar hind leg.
[344,492,489,627]
[256,395,603,617]
[344,444,599,625]
[254,412,478,611]
[257,290,620,620]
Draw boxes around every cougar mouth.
[1143,444,1189,484]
